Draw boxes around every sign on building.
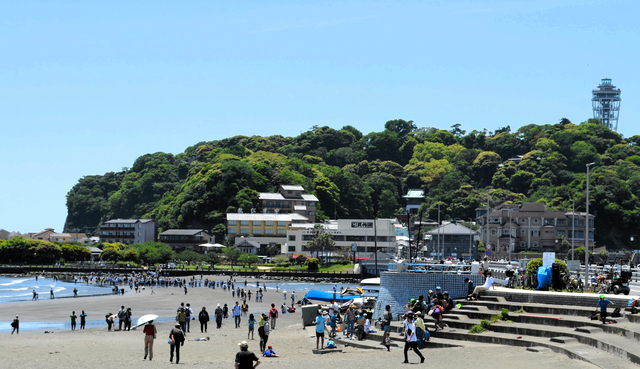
[351,222,373,228]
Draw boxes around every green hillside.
[64,118,640,250]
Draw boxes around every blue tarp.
[537,266,552,290]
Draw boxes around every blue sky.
[1,0,638,233]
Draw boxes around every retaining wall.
[373,272,484,320]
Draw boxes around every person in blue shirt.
[597,294,615,324]
[314,310,326,350]
[262,345,280,357]
[329,313,337,338]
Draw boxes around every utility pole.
[486,189,491,248]
[417,207,424,262]
[437,204,441,261]
[374,218,378,276]
[584,162,595,288]
[570,199,575,260]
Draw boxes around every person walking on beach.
[291,291,295,305]
[169,323,185,364]
[248,313,256,340]
[11,315,19,334]
[80,310,87,329]
[70,311,77,330]
[233,301,242,328]
[125,307,133,331]
[184,303,193,333]
[215,304,223,329]
[403,313,424,364]
[235,341,260,369]
[259,315,270,352]
[50,288,54,299]
[269,303,278,330]
[199,307,209,333]
[142,320,157,361]
[73,288,78,297]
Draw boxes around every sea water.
[0,276,111,303]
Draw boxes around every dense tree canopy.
[64,119,640,250]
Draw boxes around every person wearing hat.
[11,315,19,334]
[443,291,453,313]
[169,323,186,364]
[235,341,260,369]
[403,312,424,364]
[597,294,614,324]
[435,287,444,300]
[262,345,279,357]
[414,312,426,349]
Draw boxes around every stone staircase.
[427,295,640,368]
[334,294,640,368]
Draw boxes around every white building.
[284,219,399,258]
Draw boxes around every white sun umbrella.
[134,314,159,329]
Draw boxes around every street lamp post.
[469,218,473,261]
[437,204,441,261]
[508,207,512,262]
[584,162,595,288]
[570,199,575,260]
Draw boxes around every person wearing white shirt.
[471,271,495,300]
[403,313,424,364]
[328,299,340,319]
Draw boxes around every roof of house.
[425,222,477,236]
[403,189,425,199]
[226,213,309,221]
[281,185,305,191]
[104,219,155,224]
[519,203,547,212]
[301,194,319,201]
[235,239,261,248]
[160,229,209,236]
[259,193,285,200]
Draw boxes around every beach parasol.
[134,314,159,329]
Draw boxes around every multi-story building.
[476,202,595,260]
[159,229,213,252]
[259,185,319,223]
[284,219,399,259]
[99,219,158,244]
[226,213,309,256]
[424,222,478,260]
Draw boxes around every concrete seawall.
[373,271,484,320]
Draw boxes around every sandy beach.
[0,276,598,369]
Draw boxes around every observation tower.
[592,78,621,131]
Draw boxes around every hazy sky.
[1,0,638,233]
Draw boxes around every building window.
[265,229,274,235]
[277,221,286,226]
[241,220,249,226]
[533,230,539,236]
[229,228,237,234]
[252,228,261,235]
[308,202,315,207]
[521,230,525,236]
[241,228,249,234]
[229,220,237,226]
[533,219,538,223]
[288,235,296,241]
[288,246,296,252]
[265,221,274,226]
[491,229,496,236]
[303,235,313,241]
[253,221,261,226]
[520,219,525,223]
[277,229,286,235]
[557,230,566,237]
[309,211,315,216]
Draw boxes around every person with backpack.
[259,314,270,352]
[199,307,210,333]
[232,301,242,328]
[11,315,19,334]
[269,303,279,330]
[118,305,127,331]
[215,303,223,329]
[177,308,187,332]
[184,303,193,333]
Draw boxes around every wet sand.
[0,277,598,369]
